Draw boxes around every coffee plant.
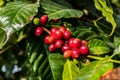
[0,0,120,80]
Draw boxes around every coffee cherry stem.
[42,27,50,34]
[87,55,120,64]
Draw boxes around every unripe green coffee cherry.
[33,18,39,25]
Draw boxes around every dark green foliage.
[0,0,120,80]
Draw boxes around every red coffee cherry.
[44,35,55,44]
[69,38,81,49]
[59,26,66,33]
[71,49,80,59]
[54,39,63,49]
[35,27,43,36]
[63,30,71,40]
[50,27,58,35]
[49,44,56,52]
[40,15,48,25]
[79,45,89,55]
[81,40,87,46]
[62,45,71,52]
[53,30,63,39]
[68,38,75,47]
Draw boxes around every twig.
[87,55,120,64]
[42,27,50,34]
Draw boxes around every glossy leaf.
[94,0,117,36]
[74,59,113,80]
[72,27,95,40]
[40,0,83,20]
[62,59,80,80]
[88,39,110,55]
[26,36,52,80]
[0,1,39,47]
[27,36,67,80]
[48,54,66,80]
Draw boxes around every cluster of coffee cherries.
[33,15,89,59]
[34,15,48,36]
[44,26,71,52]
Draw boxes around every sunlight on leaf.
[62,59,80,80]
[94,0,117,36]
[74,58,113,80]
[88,39,110,55]
[0,1,39,47]
[27,36,52,79]
[40,0,83,20]
[49,54,66,80]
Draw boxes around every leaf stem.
[93,21,104,33]
[87,55,120,64]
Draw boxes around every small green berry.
[33,18,39,25]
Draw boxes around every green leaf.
[27,36,66,80]
[0,1,39,47]
[111,0,120,7]
[88,39,110,55]
[26,36,52,80]
[62,59,80,80]
[72,27,95,40]
[113,36,120,55]
[0,29,6,48]
[114,36,120,46]
[116,15,120,29]
[94,0,117,36]
[48,54,66,80]
[74,59,113,80]
[40,0,83,20]
[99,33,114,48]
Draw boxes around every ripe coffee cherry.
[49,44,56,52]
[54,40,63,49]
[59,26,66,33]
[44,35,55,44]
[50,27,58,35]
[53,19,59,23]
[53,30,63,39]
[68,38,75,46]
[81,40,87,46]
[79,45,89,55]
[63,30,71,40]
[40,15,48,25]
[35,27,43,36]
[64,50,72,58]
[62,45,71,52]
[69,38,81,49]
[33,18,39,25]
[71,49,80,59]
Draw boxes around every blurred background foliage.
[0,0,120,80]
